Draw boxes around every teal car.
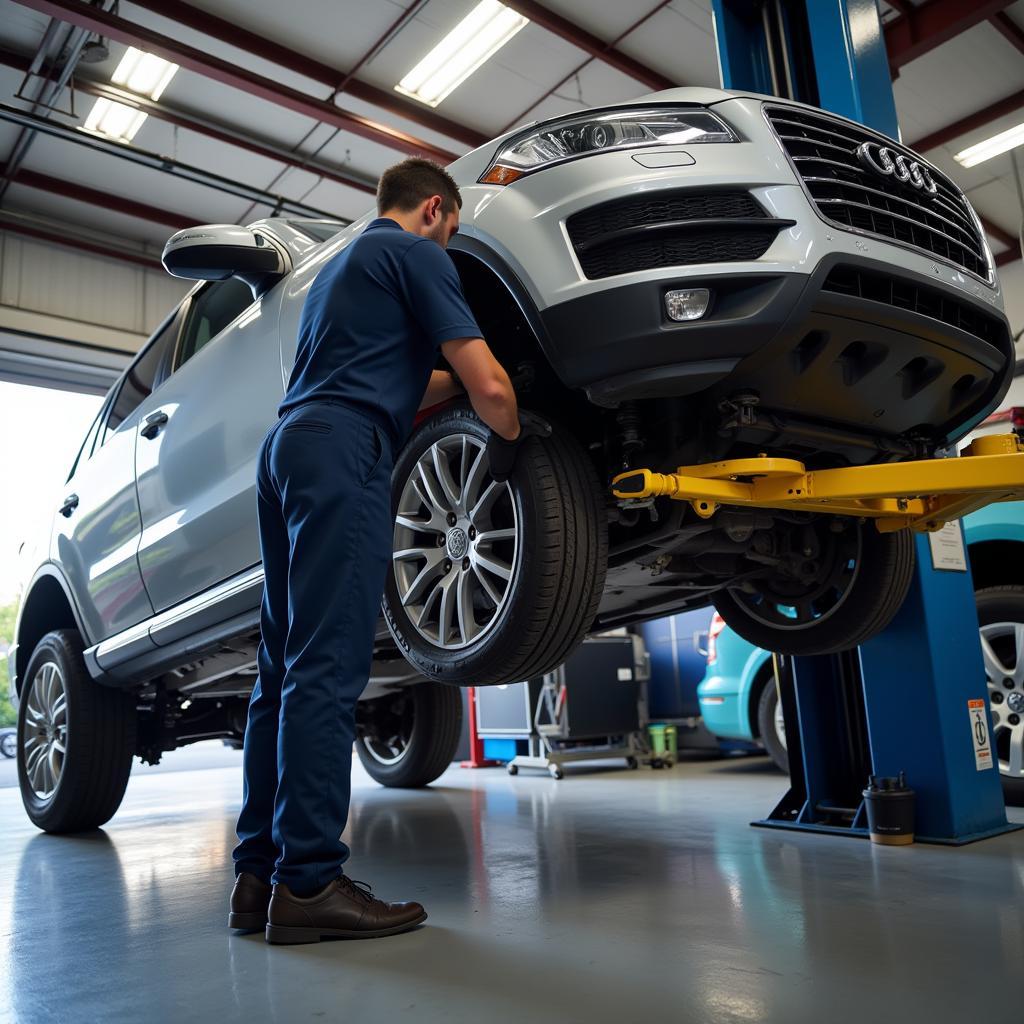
[697,502,1024,805]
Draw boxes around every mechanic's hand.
[487,411,552,482]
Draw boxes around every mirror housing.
[161,224,286,295]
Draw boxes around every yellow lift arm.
[610,433,1024,533]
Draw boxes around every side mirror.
[161,224,286,295]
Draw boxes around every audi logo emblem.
[856,142,937,195]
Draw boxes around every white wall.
[998,258,1024,350]
[0,230,189,340]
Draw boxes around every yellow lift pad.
[610,433,1024,533]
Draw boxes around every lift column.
[711,0,1016,843]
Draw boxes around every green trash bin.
[664,724,677,765]
[648,723,667,757]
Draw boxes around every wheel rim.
[22,660,67,800]
[392,433,520,650]
[979,620,1024,780]
[358,695,413,766]
[726,525,862,632]
[773,691,787,752]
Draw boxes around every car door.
[133,276,285,612]
[51,312,182,642]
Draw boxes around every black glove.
[487,411,552,483]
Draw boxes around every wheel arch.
[968,539,1024,592]
[447,236,566,384]
[14,566,87,697]
[745,653,775,740]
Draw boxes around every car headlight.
[479,107,736,184]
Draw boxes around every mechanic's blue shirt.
[280,217,481,445]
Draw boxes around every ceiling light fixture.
[110,47,179,101]
[396,0,528,107]
[83,98,148,142]
[954,120,1024,168]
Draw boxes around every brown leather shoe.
[228,872,272,931]
[265,876,427,945]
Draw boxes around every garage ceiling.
[0,0,1021,272]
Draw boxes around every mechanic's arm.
[441,337,519,440]
[418,369,463,410]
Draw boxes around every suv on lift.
[9,89,1012,832]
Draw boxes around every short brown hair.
[376,157,462,216]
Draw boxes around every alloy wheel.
[392,434,520,650]
[773,689,787,752]
[22,660,68,800]
[979,621,1024,780]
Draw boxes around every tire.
[0,732,16,759]
[383,405,607,686]
[975,586,1024,806]
[756,675,789,773]
[713,522,914,656]
[17,630,136,833]
[355,681,463,788]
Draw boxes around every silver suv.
[10,89,1012,832]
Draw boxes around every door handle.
[59,494,79,518]
[141,411,169,439]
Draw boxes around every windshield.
[288,220,345,244]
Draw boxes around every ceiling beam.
[0,213,164,269]
[989,11,1024,56]
[125,0,487,150]
[502,0,675,92]
[884,0,1015,69]
[5,166,195,229]
[10,0,458,163]
[909,87,1024,152]
[0,47,379,196]
[0,102,340,221]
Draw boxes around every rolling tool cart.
[505,635,648,779]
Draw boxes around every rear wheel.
[17,630,136,833]
[383,406,607,686]
[355,681,463,788]
[975,587,1024,806]
[756,674,789,773]
[714,521,914,656]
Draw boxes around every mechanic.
[229,157,544,944]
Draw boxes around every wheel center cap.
[446,527,469,559]
[1008,691,1024,714]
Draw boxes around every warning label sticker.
[968,698,994,771]
[929,521,968,572]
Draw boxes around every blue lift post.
[711,0,1018,844]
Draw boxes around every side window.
[175,278,254,370]
[67,407,105,482]
[104,317,179,441]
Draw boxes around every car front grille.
[566,190,792,280]
[764,105,989,280]
[822,265,1003,348]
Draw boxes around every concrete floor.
[0,752,1022,1024]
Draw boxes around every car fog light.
[665,288,711,321]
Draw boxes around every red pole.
[460,687,501,768]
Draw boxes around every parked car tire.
[383,405,607,686]
[355,681,463,788]
[1,730,16,759]
[713,523,914,656]
[17,630,136,833]
[975,586,1024,806]
[756,674,789,773]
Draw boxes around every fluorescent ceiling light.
[83,98,148,142]
[954,120,1024,168]
[111,47,179,100]
[396,0,528,107]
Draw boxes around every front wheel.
[17,630,136,833]
[383,406,607,686]
[355,681,463,788]
[976,587,1024,806]
[713,521,914,656]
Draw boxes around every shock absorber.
[615,401,645,471]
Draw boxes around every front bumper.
[543,252,1013,454]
